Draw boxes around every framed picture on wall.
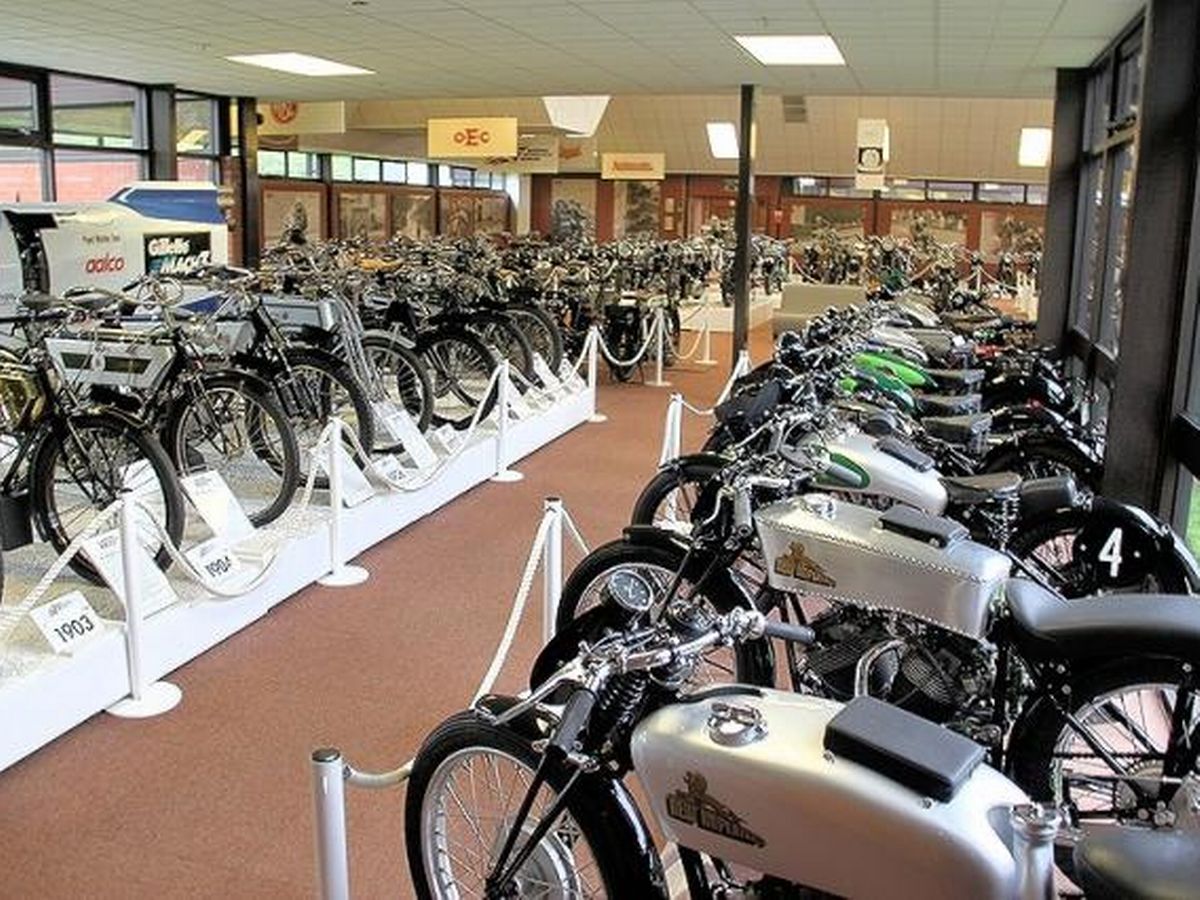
[474,194,510,235]
[786,202,865,240]
[262,186,324,247]
[391,190,436,239]
[613,180,661,239]
[549,178,596,241]
[337,191,387,241]
[439,192,476,237]
[888,207,969,245]
[979,209,1045,262]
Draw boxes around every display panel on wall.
[474,194,510,236]
[787,202,866,240]
[337,191,387,241]
[613,180,661,239]
[262,186,325,246]
[979,208,1045,262]
[887,207,968,245]
[391,190,435,239]
[439,191,476,238]
[549,178,596,242]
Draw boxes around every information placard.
[185,537,248,593]
[373,400,438,470]
[82,529,179,617]
[181,470,256,543]
[29,591,104,655]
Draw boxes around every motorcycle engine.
[804,607,992,728]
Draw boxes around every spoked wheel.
[469,310,537,384]
[360,333,434,452]
[282,350,374,484]
[406,712,654,899]
[630,456,725,534]
[1011,657,1200,831]
[31,412,186,584]
[164,375,299,527]
[556,538,773,688]
[419,328,499,429]
[506,303,565,374]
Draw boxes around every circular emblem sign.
[270,102,299,125]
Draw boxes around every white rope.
[680,397,717,417]
[671,324,707,362]
[560,506,589,555]
[471,509,553,704]
[569,328,595,374]
[594,314,661,368]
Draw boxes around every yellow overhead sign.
[427,117,518,158]
[601,152,666,180]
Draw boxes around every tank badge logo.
[774,541,836,587]
[665,772,765,847]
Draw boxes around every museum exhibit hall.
[2,0,1200,897]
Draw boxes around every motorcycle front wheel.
[405,711,664,899]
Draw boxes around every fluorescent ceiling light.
[1019,127,1052,167]
[707,122,739,159]
[542,96,609,137]
[225,53,374,76]
[734,35,844,66]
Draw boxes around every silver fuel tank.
[631,688,1027,899]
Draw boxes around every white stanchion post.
[586,327,607,424]
[658,393,683,466]
[542,497,563,643]
[319,418,369,587]
[697,318,717,366]
[647,306,671,387]
[491,360,524,483]
[311,748,351,900]
[106,493,182,718]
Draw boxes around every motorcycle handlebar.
[762,619,816,645]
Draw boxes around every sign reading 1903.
[143,232,212,276]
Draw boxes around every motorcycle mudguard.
[1074,498,1194,592]
[657,451,730,474]
[472,695,668,897]
[362,327,417,351]
[982,433,1104,488]
[982,372,1071,415]
[988,403,1071,436]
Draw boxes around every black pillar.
[731,84,756,363]
[236,97,262,268]
[1037,69,1087,348]
[147,85,177,181]
[1102,0,1200,507]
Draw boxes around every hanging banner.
[427,117,518,158]
[855,118,889,191]
[257,101,346,135]
[476,134,560,173]
[559,137,599,172]
[601,152,666,181]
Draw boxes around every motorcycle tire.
[418,327,499,429]
[404,710,665,899]
[981,442,1101,492]
[468,310,536,384]
[555,537,774,687]
[630,456,726,530]
[31,412,186,584]
[506,303,565,374]
[162,373,300,528]
[284,349,376,471]
[606,326,640,383]
[1009,655,1200,829]
[359,333,435,442]
[1007,509,1190,598]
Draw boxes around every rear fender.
[1076,497,1196,592]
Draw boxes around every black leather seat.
[923,412,992,446]
[915,392,982,416]
[1017,475,1079,517]
[1074,825,1200,900]
[1006,578,1200,661]
[925,368,984,390]
[941,471,1021,505]
[18,292,61,312]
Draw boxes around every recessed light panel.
[1019,127,1053,167]
[225,53,374,77]
[542,96,610,137]
[706,122,739,159]
[734,35,845,66]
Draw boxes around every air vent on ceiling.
[782,95,808,124]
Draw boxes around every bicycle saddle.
[18,292,62,312]
[62,287,121,312]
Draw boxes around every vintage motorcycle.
[405,604,1200,898]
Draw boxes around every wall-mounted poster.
[549,178,596,241]
[475,194,510,235]
[440,192,475,237]
[391,190,435,239]
[787,203,865,240]
[614,180,661,239]
[262,187,324,247]
[979,209,1046,262]
[337,191,387,241]
[888,207,968,246]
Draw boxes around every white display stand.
[680,287,779,334]
[0,378,597,772]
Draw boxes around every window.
[382,160,406,183]
[1097,144,1136,352]
[0,145,44,201]
[0,75,37,136]
[176,94,218,155]
[1026,184,1048,205]
[473,170,490,189]
[407,161,429,186]
[287,151,320,180]
[927,180,973,202]
[884,178,926,200]
[51,75,146,149]
[828,177,872,198]
[331,154,353,181]
[450,166,473,188]
[258,149,287,177]
[791,176,827,197]
[353,157,381,182]
[53,149,144,202]
[178,156,217,183]
[978,183,1026,204]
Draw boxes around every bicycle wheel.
[506,303,564,374]
[418,327,499,429]
[360,333,434,450]
[31,412,186,584]
[283,349,375,480]
[468,310,536,384]
[163,374,299,527]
